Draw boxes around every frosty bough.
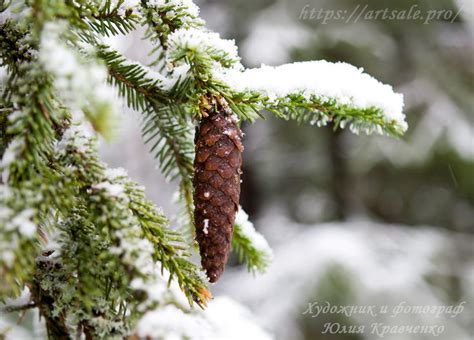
[0,0,406,337]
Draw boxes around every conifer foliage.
[0,0,406,338]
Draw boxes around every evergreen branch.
[88,40,199,291]
[96,45,168,110]
[124,179,209,307]
[140,0,204,48]
[86,0,139,37]
[177,178,196,243]
[0,0,409,337]
[54,130,208,309]
[88,14,137,36]
[95,44,195,182]
[265,94,405,137]
[0,21,35,74]
[1,302,36,313]
[232,209,273,274]
[141,103,194,180]
[30,256,71,339]
[232,227,271,274]
[216,61,407,136]
[1,72,64,182]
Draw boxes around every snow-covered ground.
[216,218,474,340]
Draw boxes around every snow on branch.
[39,22,118,140]
[232,208,273,273]
[167,28,241,69]
[140,0,204,37]
[146,0,200,17]
[134,297,272,340]
[217,61,407,136]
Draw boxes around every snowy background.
[103,0,473,339]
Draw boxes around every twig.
[1,302,37,313]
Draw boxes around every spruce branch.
[265,94,405,137]
[139,0,204,48]
[95,44,197,236]
[216,62,407,136]
[55,128,209,307]
[123,177,210,307]
[87,0,139,37]
[95,44,169,111]
[30,255,71,339]
[0,0,409,336]
[1,302,36,313]
[0,20,35,75]
[232,209,273,274]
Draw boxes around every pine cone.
[194,98,243,283]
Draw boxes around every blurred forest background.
[199,0,473,231]
[97,0,473,339]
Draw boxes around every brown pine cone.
[194,98,243,283]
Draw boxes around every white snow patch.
[92,182,125,197]
[55,124,93,155]
[104,167,128,180]
[39,22,118,123]
[9,208,36,237]
[0,138,25,174]
[135,297,273,340]
[235,208,273,259]
[7,110,25,123]
[161,63,191,91]
[203,219,209,235]
[167,28,240,66]
[148,0,200,18]
[4,287,31,308]
[220,220,473,340]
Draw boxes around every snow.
[39,22,118,123]
[235,208,273,259]
[55,124,93,155]
[0,137,25,182]
[216,61,406,131]
[8,208,36,237]
[0,0,30,23]
[1,250,15,267]
[7,110,25,123]
[130,263,192,312]
[104,167,128,180]
[92,182,125,197]
[116,53,191,92]
[203,219,209,234]
[0,138,25,169]
[0,207,11,219]
[167,28,240,66]
[161,63,191,91]
[4,287,31,308]
[148,0,200,18]
[135,297,273,340]
[220,219,474,340]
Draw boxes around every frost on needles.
[0,0,407,338]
